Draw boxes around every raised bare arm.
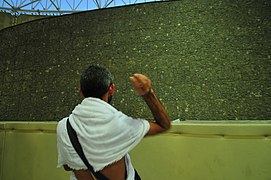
[129,74,171,136]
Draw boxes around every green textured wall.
[0,0,270,121]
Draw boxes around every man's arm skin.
[142,88,171,136]
[129,74,171,136]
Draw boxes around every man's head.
[80,64,114,103]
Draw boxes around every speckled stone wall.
[0,0,270,121]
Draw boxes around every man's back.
[57,98,150,179]
[73,157,126,180]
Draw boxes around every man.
[57,64,170,180]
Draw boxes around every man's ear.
[78,87,84,97]
[108,83,115,95]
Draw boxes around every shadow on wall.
[0,12,47,30]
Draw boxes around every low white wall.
[0,121,271,180]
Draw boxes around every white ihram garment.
[57,97,150,180]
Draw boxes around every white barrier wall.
[0,121,271,180]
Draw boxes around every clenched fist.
[129,74,152,96]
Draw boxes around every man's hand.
[129,74,152,96]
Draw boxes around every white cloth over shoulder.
[57,97,150,179]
